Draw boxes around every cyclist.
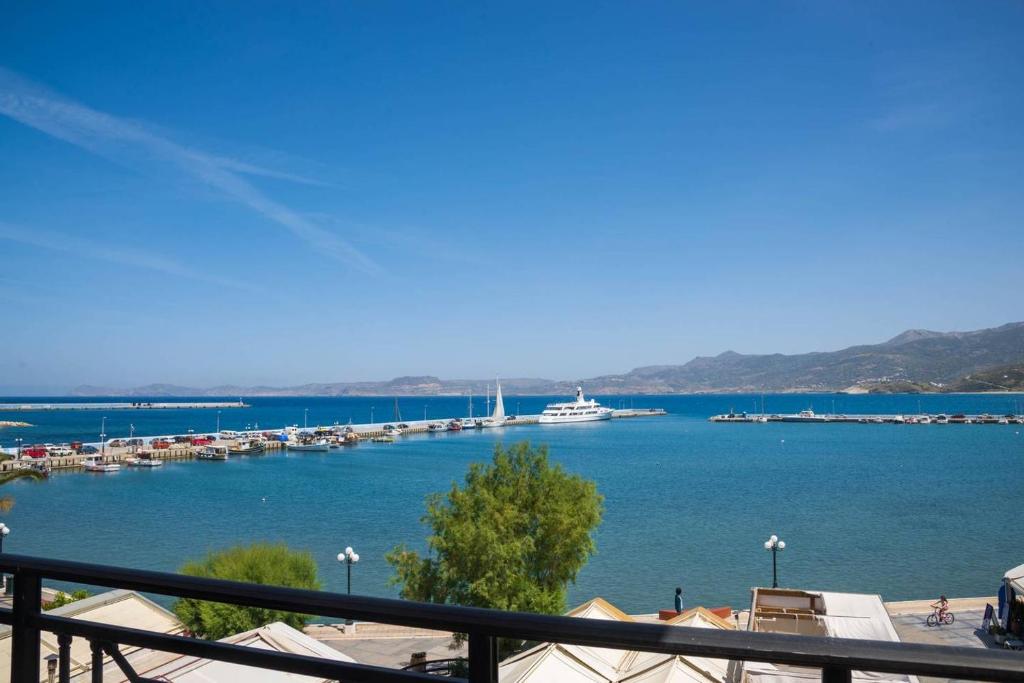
[931,595,949,623]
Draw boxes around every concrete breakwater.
[709,410,1024,424]
[0,410,667,469]
[0,401,249,411]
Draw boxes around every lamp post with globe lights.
[337,546,360,625]
[764,534,786,588]
[0,523,10,553]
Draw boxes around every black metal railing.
[1,554,1021,682]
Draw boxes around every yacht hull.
[538,412,612,424]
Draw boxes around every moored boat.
[82,457,120,472]
[288,440,330,452]
[780,409,830,423]
[481,379,507,428]
[539,386,613,424]
[126,451,163,467]
[229,439,266,456]
[447,420,463,432]
[197,446,229,460]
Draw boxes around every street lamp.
[337,546,360,625]
[216,410,221,434]
[764,534,786,588]
[304,408,309,429]
[0,523,10,553]
[14,438,22,458]
[100,417,107,456]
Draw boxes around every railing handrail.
[2,553,1022,681]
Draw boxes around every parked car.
[108,439,126,448]
[151,440,172,449]
[80,445,99,454]
[192,435,213,446]
[174,435,192,444]
[70,441,83,452]
[22,445,48,458]
[127,438,144,447]
[397,423,410,429]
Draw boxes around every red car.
[151,440,172,449]
[22,445,48,458]
[192,436,213,446]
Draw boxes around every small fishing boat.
[83,457,120,473]
[229,439,266,456]
[447,420,463,432]
[197,446,229,460]
[383,425,402,437]
[427,422,447,432]
[288,440,330,452]
[126,452,163,467]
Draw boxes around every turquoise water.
[2,394,1022,613]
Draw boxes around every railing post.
[468,632,497,683]
[822,666,851,683]
[91,640,104,683]
[10,570,42,683]
[58,633,72,683]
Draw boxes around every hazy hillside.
[69,321,1024,396]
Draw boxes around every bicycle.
[926,608,954,626]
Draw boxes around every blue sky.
[1,1,1022,391]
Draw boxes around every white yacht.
[538,387,613,424]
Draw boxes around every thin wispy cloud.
[0,67,379,274]
[867,48,989,134]
[0,221,260,292]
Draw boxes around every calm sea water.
[2,394,1022,614]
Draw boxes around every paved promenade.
[885,597,1003,683]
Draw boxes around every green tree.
[173,543,320,639]
[45,589,91,611]
[0,468,45,513]
[387,442,604,617]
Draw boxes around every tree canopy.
[387,442,604,616]
[173,542,320,639]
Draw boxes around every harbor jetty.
[0,408,667,472]
[0,400,249,411]
[709,409,1024,424]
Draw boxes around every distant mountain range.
[70,321,1024,396]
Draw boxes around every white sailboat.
[481,379,506,428]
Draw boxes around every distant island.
[69,321,1024,397]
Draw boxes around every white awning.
[1004,563,1024,594]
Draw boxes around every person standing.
[674,587,684,614]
